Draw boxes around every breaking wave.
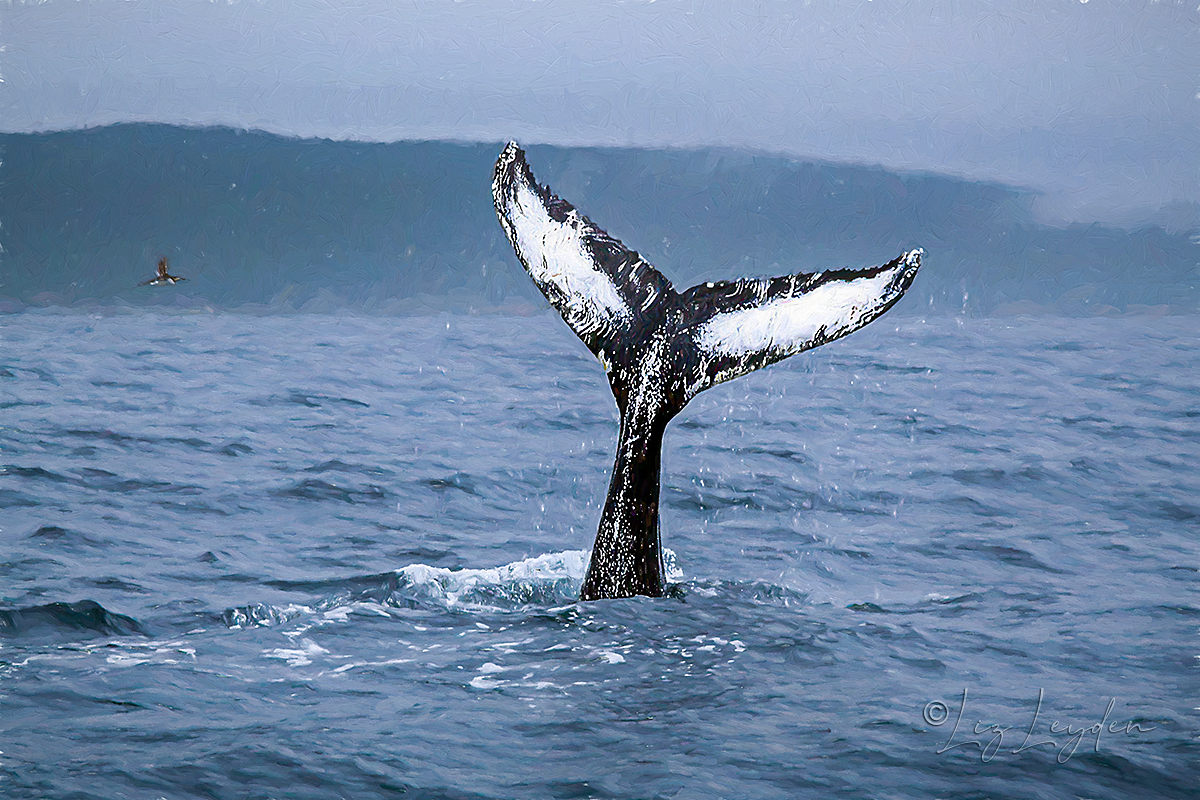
[222,549,683,627]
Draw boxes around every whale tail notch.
[493,141,921,600]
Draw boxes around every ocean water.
[0,308,1195,799]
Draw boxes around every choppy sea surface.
[0,309,1195,799]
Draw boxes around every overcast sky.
[2,0,1197,225]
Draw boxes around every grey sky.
[2,0,1197,225]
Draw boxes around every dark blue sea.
[1,308,1195,799]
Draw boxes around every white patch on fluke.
[507,178,632,334]
[696,268,899,358]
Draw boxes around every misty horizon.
[2,122,1197,317]
[2,0,1197,228]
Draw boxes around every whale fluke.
[493,142,921,601]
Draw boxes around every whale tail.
[493,142,921,600]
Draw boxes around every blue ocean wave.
[0,600,146,638]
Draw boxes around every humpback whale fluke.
[139,257,186,287]
[493,142,921,601]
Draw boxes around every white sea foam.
[395,549,590,608]
[395,548,682,609]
